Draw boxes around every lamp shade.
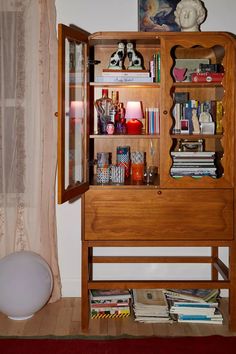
[125,101,143,120]
[125,101,143,135]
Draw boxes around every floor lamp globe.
[0,251,53,320]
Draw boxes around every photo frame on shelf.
[200,122,215,135]
[138,0,181,32]
[180,119,189,134]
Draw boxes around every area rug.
[0,335,235,354]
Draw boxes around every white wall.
[55,0,236,296]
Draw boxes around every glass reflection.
[64,39,86,189]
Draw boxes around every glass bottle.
[110,91,119,125]
[118,102,127,134]
[95,89,113,134]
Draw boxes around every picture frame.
[138,0,181,32]
[200,122,215,135]
[178,139,204,152]
[180,119,189,134]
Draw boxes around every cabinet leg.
[228,245,236,331]
[211,247,218,280]
[81,242,89,332]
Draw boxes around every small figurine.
[108,42,125,70]
[192,108,200,134]
[126,42,144,70]
[174,0,206,32]
[173,67,187,82]
[106,122,115,135]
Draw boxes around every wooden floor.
[0,298,236,337]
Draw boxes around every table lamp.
[125,101,143,135]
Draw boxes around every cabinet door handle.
[163,110,168,115]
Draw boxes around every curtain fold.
[0,0,61,301]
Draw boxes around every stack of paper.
[132,289,172,323]
[164,289,223,324]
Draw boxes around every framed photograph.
[180,119,189,134]
[138,0,181,32]
[200,122,215,135]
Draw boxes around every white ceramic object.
[174,0,206,32]
[0,251,53,320]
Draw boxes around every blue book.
[179,314,221,320]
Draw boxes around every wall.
[55,0,236,296]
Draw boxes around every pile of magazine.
[90,289,131,319]
[170,151,217,178]
[132,289,172,323]
[163,289,223,324]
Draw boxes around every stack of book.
[164,289,223,324]
[170,151,217,177]
[150,52,161,83]
[95,69,152,83]
[145,107,160,134]
[90,289,131,319]
[172,99,223,135]
[132,289,172,323]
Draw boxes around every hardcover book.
[90,289,131,301]
[164,289,220,303]
[102,69,150,77]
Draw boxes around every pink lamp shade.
[125,101,143,135]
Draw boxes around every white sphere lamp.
[0,251,53,320]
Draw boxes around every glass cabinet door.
[58,24,89,203]
[160,33,235,189]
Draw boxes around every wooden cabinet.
[85,189,233,241]
[58,25,236,331]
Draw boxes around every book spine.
[91,312,130,319]
[178,314,221,320]
[95,76,153,83]
[173,302,218,307]
[102,71,150,77]
[216,101,223,134]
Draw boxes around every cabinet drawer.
[84,189,233,241]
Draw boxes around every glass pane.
[170,45,225,180]
[64,39,86,189]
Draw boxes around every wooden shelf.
[173,82,223,88]
[170,133,223,139]
[90,175,160,188]
[90,82,160,87]
[90,134,160,139]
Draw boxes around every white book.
[178,318,223,324]
[102,69,150,77]
[95,76,153,83]
[173,302,218,308]
[171,151,215,158]
[90,289,131,301]
[171,167,216,172]
[170,307,216,315]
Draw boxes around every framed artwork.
[138,0,181,32]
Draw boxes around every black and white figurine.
[126,42,144,70]
[108,42,125,70]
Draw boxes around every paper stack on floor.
[163,289,223,324]
[132,289,172,323]
[90,289,132,319]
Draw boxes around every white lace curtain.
[0,0,61,301]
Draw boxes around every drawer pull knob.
[163,110,168,115]
[157,191,162,195]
